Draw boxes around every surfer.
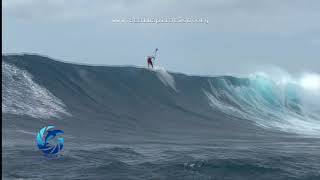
[147,56,155,68]
[147,48,158,69]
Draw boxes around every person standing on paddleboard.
[147,56,155,68]
[147,48,158,69]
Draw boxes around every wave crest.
[204,75,320,135]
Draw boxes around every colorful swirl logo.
[36,126,64,155]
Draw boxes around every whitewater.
[2,54,320,180]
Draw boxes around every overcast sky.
[2,0,320,76]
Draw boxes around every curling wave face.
[203,74,320,135]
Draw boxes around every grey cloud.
[3,0,320,32]
[3,0,320,76]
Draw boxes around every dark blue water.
[2,54,320,179]
[3,140,320,180]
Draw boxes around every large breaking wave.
[2,54,319,138]
[203,74,320,135]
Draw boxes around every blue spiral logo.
[36,126,64,155]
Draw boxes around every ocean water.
[3,140,320,180]
[2,54,320,179]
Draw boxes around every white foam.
[204,77,320,136]
[2,61,71,119]
[153,66,178,92]
[16,129,36,135]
